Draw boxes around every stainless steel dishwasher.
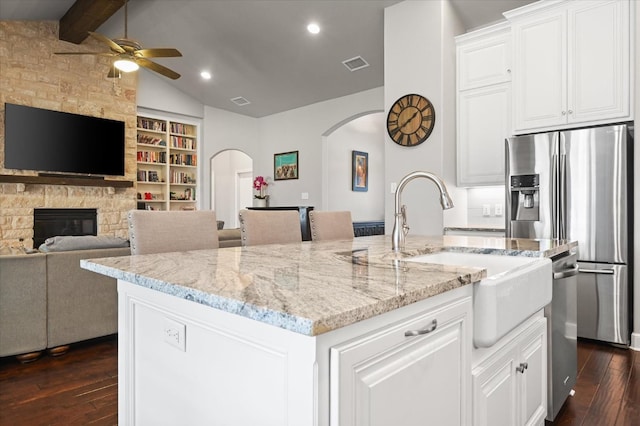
[545,248,579,421]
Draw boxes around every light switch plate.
[482,204,491,216]
[495,203,503,216]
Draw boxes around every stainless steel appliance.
[506,123,634,420]
[546,249,578,421]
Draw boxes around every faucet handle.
[401,205,410,237]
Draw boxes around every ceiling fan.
[55,0,182,80]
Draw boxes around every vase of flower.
[253,197,268,208]
[253,175,270,208]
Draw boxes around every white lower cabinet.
[330,297,472,426]
[472,313,547,426]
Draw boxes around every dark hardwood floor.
[0,336,638,425]
[0,336,118,426]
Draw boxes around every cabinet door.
[512,9,567,132]
[457,83,510,186]
[472,346,519,426]
[331,298,471,426]
[457,26,511,91]
[519,319,547,426]
[567,0,630,124]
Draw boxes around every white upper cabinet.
[457,24,512,91]
[456,22,512,187]
[507,0,631,133]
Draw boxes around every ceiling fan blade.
[136,48,182,58]
[88,31,126,54]
[137,58,181,80]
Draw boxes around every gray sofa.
[0,246,130,360]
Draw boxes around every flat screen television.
[4,103,125,176]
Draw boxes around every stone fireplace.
[0,21,138,249]
[33,208,97,248]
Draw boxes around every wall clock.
[386,94,435,147]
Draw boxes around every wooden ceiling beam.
[59,0,126,44]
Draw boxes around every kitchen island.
[81,235,575,426]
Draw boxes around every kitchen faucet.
[391,171,454,252]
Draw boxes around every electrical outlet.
[164,317,186,352]
[301,192,309,200]
[390,182,397,194]
[482,204,491,217]
[495,203,503,216]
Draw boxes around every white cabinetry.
[330,297,471,426]
[117,279,473,426]
[456,22,511,187]
[508,0,631,133]
[472,312,547,426]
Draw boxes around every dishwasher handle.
[553,263,579,279]
[578,268,615,275]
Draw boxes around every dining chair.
[238,209,302,246]
[308,210,354,241]
[127,210,219,255]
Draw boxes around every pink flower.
[253,176,269,199]
[253,176,268,190]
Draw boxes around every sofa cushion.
[38,235,130,252]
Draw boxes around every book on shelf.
[137,151,167,164]
[137,134,166,146]
[169,153,197,166]
[137,117,167,132]
[170,135,196,150]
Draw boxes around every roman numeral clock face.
[387,94,435,147]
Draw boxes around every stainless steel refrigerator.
[505,122,633,419]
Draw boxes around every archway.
[211,150,253,229]
[322,111,385,222]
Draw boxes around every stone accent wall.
[0,21,138,249]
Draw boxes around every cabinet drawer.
[330,297,471,426]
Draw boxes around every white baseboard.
[631,332,640,351]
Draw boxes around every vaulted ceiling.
[0,0,535,117]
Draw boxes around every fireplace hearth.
[33,208,97,248]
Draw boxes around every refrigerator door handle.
[558,153,567,240]
[579,268,615,275]
[553,263,579,279]
[552,153,559,238]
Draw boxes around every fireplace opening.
[33,208,97,248]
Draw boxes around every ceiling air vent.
[230,96,251,106]
[342,56,369,72]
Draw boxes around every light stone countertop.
[81,235,576,336]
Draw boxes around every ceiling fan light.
[114,59,139,72]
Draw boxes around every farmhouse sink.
[406,251,552,347]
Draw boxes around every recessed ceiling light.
[200,71,212,80]
[307,22,320,34]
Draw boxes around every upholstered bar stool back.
[238,209,302,246]
[127,210,219,255]
[309,210,354,241]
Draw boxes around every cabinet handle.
[405,319,438,337]
[568,110,573,114]
[562,111,567,115]
[506,69,511,73]
[516,362,528,373]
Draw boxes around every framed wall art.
[274,151,299,180]
[352,150,368,192]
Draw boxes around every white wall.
[326,113,385,221]
[137,69,204,119]
[202,107,260,210]
[632,2,640,351]
[384,1,464,236]
[256,87,384,208]
[212,150,253,228]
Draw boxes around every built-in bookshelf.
[136,115,198,211]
